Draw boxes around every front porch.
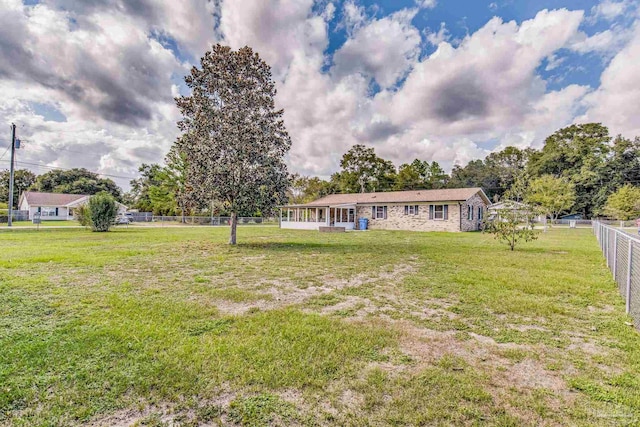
[280,204,356,230]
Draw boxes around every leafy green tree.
[395,160,425,190]
[526,175,576,222]
[87,192,118,232]
[394,159,449,190]
[603,185,640,221]
[527,123,610,216]
[448,146,531,200]
[127,163,166,213]
[448,159,499,198]
[33,168,121,200]
[595,135,640,212]
[175,44,291,244]
[0,169,37,208]
[287,174,337,204]
[484,206,538,251]
[333,144,396,193]
[426,161,449,189]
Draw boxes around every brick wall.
[356,203,462,232]
[460,193,487,231]
[354,193,489,232]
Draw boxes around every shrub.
[603,184,640,221]
[87,192,118,232]
[75,204,91,227]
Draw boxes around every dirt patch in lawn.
[215,262,417,315]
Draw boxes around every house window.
[373,206,387,219]
[41,207,57,217]
[405,205,419,215]
[467,205,474,220]
[478,206,483,221]
[434,205,444,220]
[348,209,355,222]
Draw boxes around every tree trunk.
[229,211,238,245]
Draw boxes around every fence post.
[613,231,618,280]
[627,240,633,314]
[605,227,609,268]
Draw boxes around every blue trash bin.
[358,217,368,230]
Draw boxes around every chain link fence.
[127,216,278,226]
[593,221,640,329]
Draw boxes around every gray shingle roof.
[285,187,487,207]
[22,192,88,207]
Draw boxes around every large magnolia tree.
[174,44,291,244]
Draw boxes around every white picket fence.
[593,221,640,329]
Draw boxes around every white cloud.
[580,20,640,138]
[0,0,635,191]
[425,22,450,46]
[416,0,437,9]
[332,8,421,88]
[569,25,633,56]
[590,0,630,21]
[385,9,585,135]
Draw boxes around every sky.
[1,0,639,190]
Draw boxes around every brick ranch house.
[280,187,490,232]
[19,191,127,221]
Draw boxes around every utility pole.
[7,123,16,227]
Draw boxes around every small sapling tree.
[484,206,539,251]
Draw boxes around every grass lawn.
[0,220,82,227]
[1,227,639,426]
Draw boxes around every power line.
[0,144,10,162]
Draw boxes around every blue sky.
[1,0,639,189]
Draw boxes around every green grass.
[0,220,82,227]
[0,226,639,426]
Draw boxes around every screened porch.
[280,204,356,230]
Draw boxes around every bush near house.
[87,192,118,232]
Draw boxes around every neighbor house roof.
[21,191,89,207]
[285,188,489,208]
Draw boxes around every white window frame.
[434,205,444,220]
[406,205,419,215]
[375,206,385,219]
[41,207,57,217]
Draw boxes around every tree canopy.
[32,168,121,200]
[0,169,36,208]
[526,175,576,221]
[603,185,640,221]
[174,44,291,244]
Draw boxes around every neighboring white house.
[18,192,127,220]
[488,200,545,222]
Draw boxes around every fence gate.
[593,221,640,329]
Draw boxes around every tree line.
[3,122,638,222]
[288,123,640,220]
[0,168,122,209]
